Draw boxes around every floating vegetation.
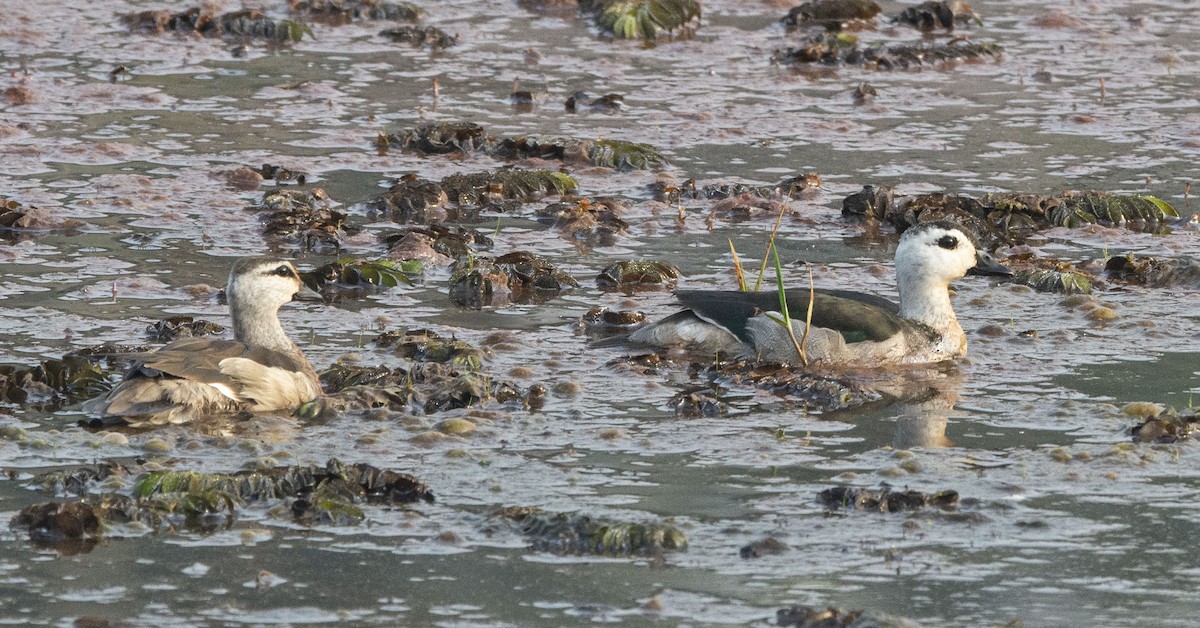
[1130,405,1200,444]
[384,122,490,154]
[441,169,579,205]
[10,460,433,551]
[380,25,458,49]
[818,486,959,512]
[895,0,980,32]
[385,225,492,262]
[588,139,668,171]
[492,506,687,555]
[30,461,134,498]
[450,251,579,309]
[255,163,307,184]
[366,175,460,225]
[783,0,880,31]
[375,329,486,371]
[579,307,647,336]
[582,0,701,39]
[305,361,532,418]
[703,361,879,413]
[773,33,1001,68]
[0,354,113,408]
[0,199,83,242]
[537,197,629,245]
[650,174,818,203]
[252,188,355,254]
[122,8,314,42]
[299,258,419,293]
[740,537,788,559]
[9,501,103,554]
[843,186,1182,244]
[669,386,725,418]
[596,261,680,290]
[565,91,624,112]
[1006,257,1095,294]
[775,606,917,627]
[379,122,667,170]
[146,316,225,342]
[290,0,423,24]
[1104,254,1200,288]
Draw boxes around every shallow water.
[2,0,1199,625]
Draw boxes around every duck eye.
[272,265,293,277]
[936,235,958,250]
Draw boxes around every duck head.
[896,221,1010,285]
[226,257,304,313]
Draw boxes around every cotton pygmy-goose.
[627,221,1011,367]
[85,257,322,426]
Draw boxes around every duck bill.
[968,251,1012,277]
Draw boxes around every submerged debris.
[146,316,226,341]
[773,34,1001,68]
[492,506,687,555]
[818,486,959,512]
[449,251,578,308]
[123,8,314,42]
[596,261,680,290]
[582,0,701,39]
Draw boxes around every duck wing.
[96,339,318,419]
[674,289,907,345]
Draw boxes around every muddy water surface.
[2,0,1200,626]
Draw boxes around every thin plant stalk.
[729,238,748,292]
[753,203,790,292]
[771,245,807,366]
[798,264,815,360]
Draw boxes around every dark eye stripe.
[937,235,958,250]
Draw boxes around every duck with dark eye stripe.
[626,221,1012,367]
[84,257,322,427]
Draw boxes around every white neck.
[896,265,960,335]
